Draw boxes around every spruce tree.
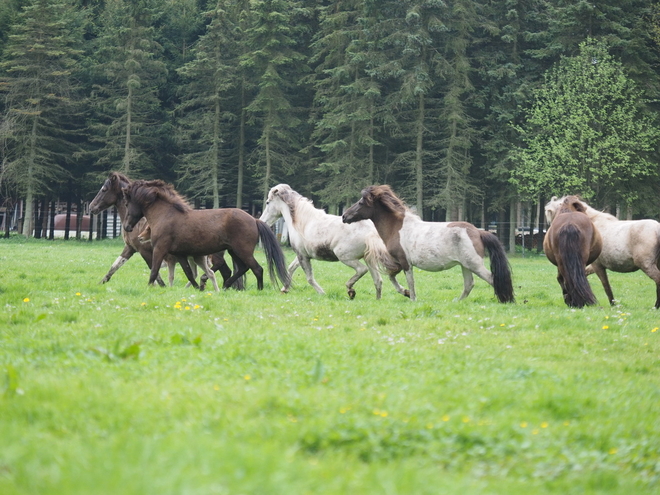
[0,0,84,237]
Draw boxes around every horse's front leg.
[588,262,615,305]
[194,255,219,291]
[298,255,325,294]
[148,248,168,286]
[101,244,136,284]
[404,268,416,301]
[341,259,371,300]
[388,271,410,298]
[176,255,199,289]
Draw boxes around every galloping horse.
[89,172,237,288]
[546,196,660,308]
[260,184,403,299]
[122,180,290,290]
[342,185,515,303]
[89,172,174,286]
[543,196,602,308]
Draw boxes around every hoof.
[281,287,289,294]
[348,289,356,300]
[404,289,410,298]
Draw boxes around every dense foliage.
[1,0,660,225]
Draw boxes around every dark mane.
[130,179,192,213]
[364,185,408,219]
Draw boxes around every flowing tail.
[480,231,515,303]
[256,220,291,288]
[558,224,597,308]
[364,231,400,273]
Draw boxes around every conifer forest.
[2,0,660,241]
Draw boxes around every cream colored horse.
[545,196,660,308]
[260,184,404,299]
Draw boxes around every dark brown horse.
[342,185,514,303]
[137,224,245,290]
[89,172,241,289]
[121,179,290,290]
[543,195,603,308]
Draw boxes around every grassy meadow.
[1,236,659,494]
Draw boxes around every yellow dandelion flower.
[193,305,200,309]
[532,429,539,435]
[380,411,388,418]
[23,298,30,303]
[541,422,549,428]
[244,374,251,380]
[213,385,220,391]
[609,448,617,455]
[141,302,147,306]
[520,422,528,428]
[500,323,505,327]
[185,306,191,310]
[652,327,658,333]
[442,414,450,422]
[372,409,381,416]
[426,423,434,429]
[75,292,81,296]
[602,325,609,330]
[462,416,470,423]
[563,421,570,426]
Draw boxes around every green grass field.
[1,237,659,494]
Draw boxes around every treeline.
[2,0,660,238]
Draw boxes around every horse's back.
[400,216,479,270]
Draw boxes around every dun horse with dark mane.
[342,185,514,303]
[121,179,290,290]
[543,195,602,308]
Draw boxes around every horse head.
[260,184,292,225]
[120,181,149,232]
[344,185,407,224]
[544,196,563,225]
[89,172,131,214]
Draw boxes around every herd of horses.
[89,172,660,309]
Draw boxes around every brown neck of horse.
[139,195,180,230]
[370,202,404,248]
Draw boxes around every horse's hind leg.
[457,266,475,300]
[281,257,300,293]
[588,262,615,305]
[637,262,660,309]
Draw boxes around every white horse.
[260,184,404,299]
[545,196,660,308]
[342,185,515,303]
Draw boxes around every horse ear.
[551,196,558,201]
[571,200,586,213]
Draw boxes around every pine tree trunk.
[415,93,424,219]
[236,79,246,209]
[123,82,133,173]
[212,90,221,209]
[263,125,272,208]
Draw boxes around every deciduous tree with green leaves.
[511,39,660,208]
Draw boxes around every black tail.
[480,231,515,303]
[558,225,597,308]
[256,220,291,288]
